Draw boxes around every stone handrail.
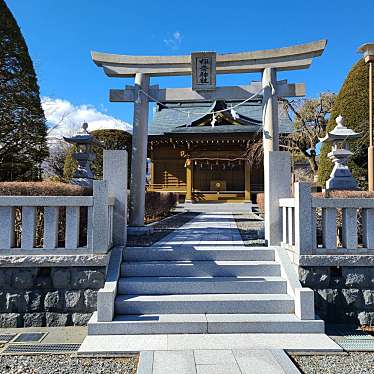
[0,180,115,254]
[279,182,374,256]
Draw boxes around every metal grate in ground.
[12,332,47,343]
[2,343,81,355]
[0,334,16,343]
[339,339,374,351]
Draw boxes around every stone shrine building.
[147,98,293,202]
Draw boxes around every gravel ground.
[291,352,374,374]
[0,354,138,374]
[234,212,266,246]
[127,211,199,247]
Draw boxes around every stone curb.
[272,349,301,373]
[136,351,154,374]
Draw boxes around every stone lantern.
[63,122,102,188]
[320,115,361,190]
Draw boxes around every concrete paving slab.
[78,334,168,354]
[196,364,241,374]
[193,349,237,365]
[78,333,342,354]
[233,349,289,374]
[166,333,342,352]
[153,350,196,374]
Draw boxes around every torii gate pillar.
[129,73,150,227]
[262,67,282,246]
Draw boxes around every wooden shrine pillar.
[185,159,193,202]
[149,151,155,190]
[244,161,251,201]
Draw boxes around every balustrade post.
[92,180,109,253]
[322,208,337,249]
[342,208,358,250]
[103,150,128,246]
[0,207,15,249]
[362,208,374,250]
[264,151,291,245]
[294,182,313,255]
[21,207,36,249]
[43,207,59,249]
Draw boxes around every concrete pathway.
[155,212,243,246]
[175,202,253,214]
[138,349,301,374]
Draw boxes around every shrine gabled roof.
[149,99,294,136]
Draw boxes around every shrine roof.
[149,100,294,136]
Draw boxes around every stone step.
[114,293,294,315]
[118,276,287,295]
[120,261,281,277]
[123,246,275,262]
[88,312,324,335]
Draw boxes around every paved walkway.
[138,349,301,374]
[155,212,243,246]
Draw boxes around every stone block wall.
[0,266,105,327]
[299,266,374,325]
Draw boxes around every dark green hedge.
[318,59,371,189]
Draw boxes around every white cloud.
[42,97,132,139]
[163,31,182,50]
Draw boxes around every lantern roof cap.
[319,115,361,143]
[63,122,102,145]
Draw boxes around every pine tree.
[0,0,48,180]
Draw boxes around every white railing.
[279,182,374,255]
[0,180,114,254]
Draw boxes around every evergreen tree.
[318,59,372,189]
[0,0,48,180]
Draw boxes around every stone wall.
[299,266,374,325]
[0,266,105,327]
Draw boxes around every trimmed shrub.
[318,59,372,189]
[144,191,177,222]
[0,181,91,196]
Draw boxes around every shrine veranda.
[1,40,374,329]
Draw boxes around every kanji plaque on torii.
[191,52,216,91]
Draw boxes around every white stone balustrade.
[0,181,115,254]
[279,183,374,258]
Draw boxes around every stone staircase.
[88,237,324,335]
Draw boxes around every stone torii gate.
[91,40,327,243]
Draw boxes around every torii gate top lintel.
[91,39,327,77]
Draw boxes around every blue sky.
[5,0,374,128]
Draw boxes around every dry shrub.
[313,190,374,199]
[145,191,177,223]
[256,193,264,213]
[0,181,91,196]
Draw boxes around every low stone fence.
[0,150,128,327]
[279,182,374,324]
[0,181,114,254]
